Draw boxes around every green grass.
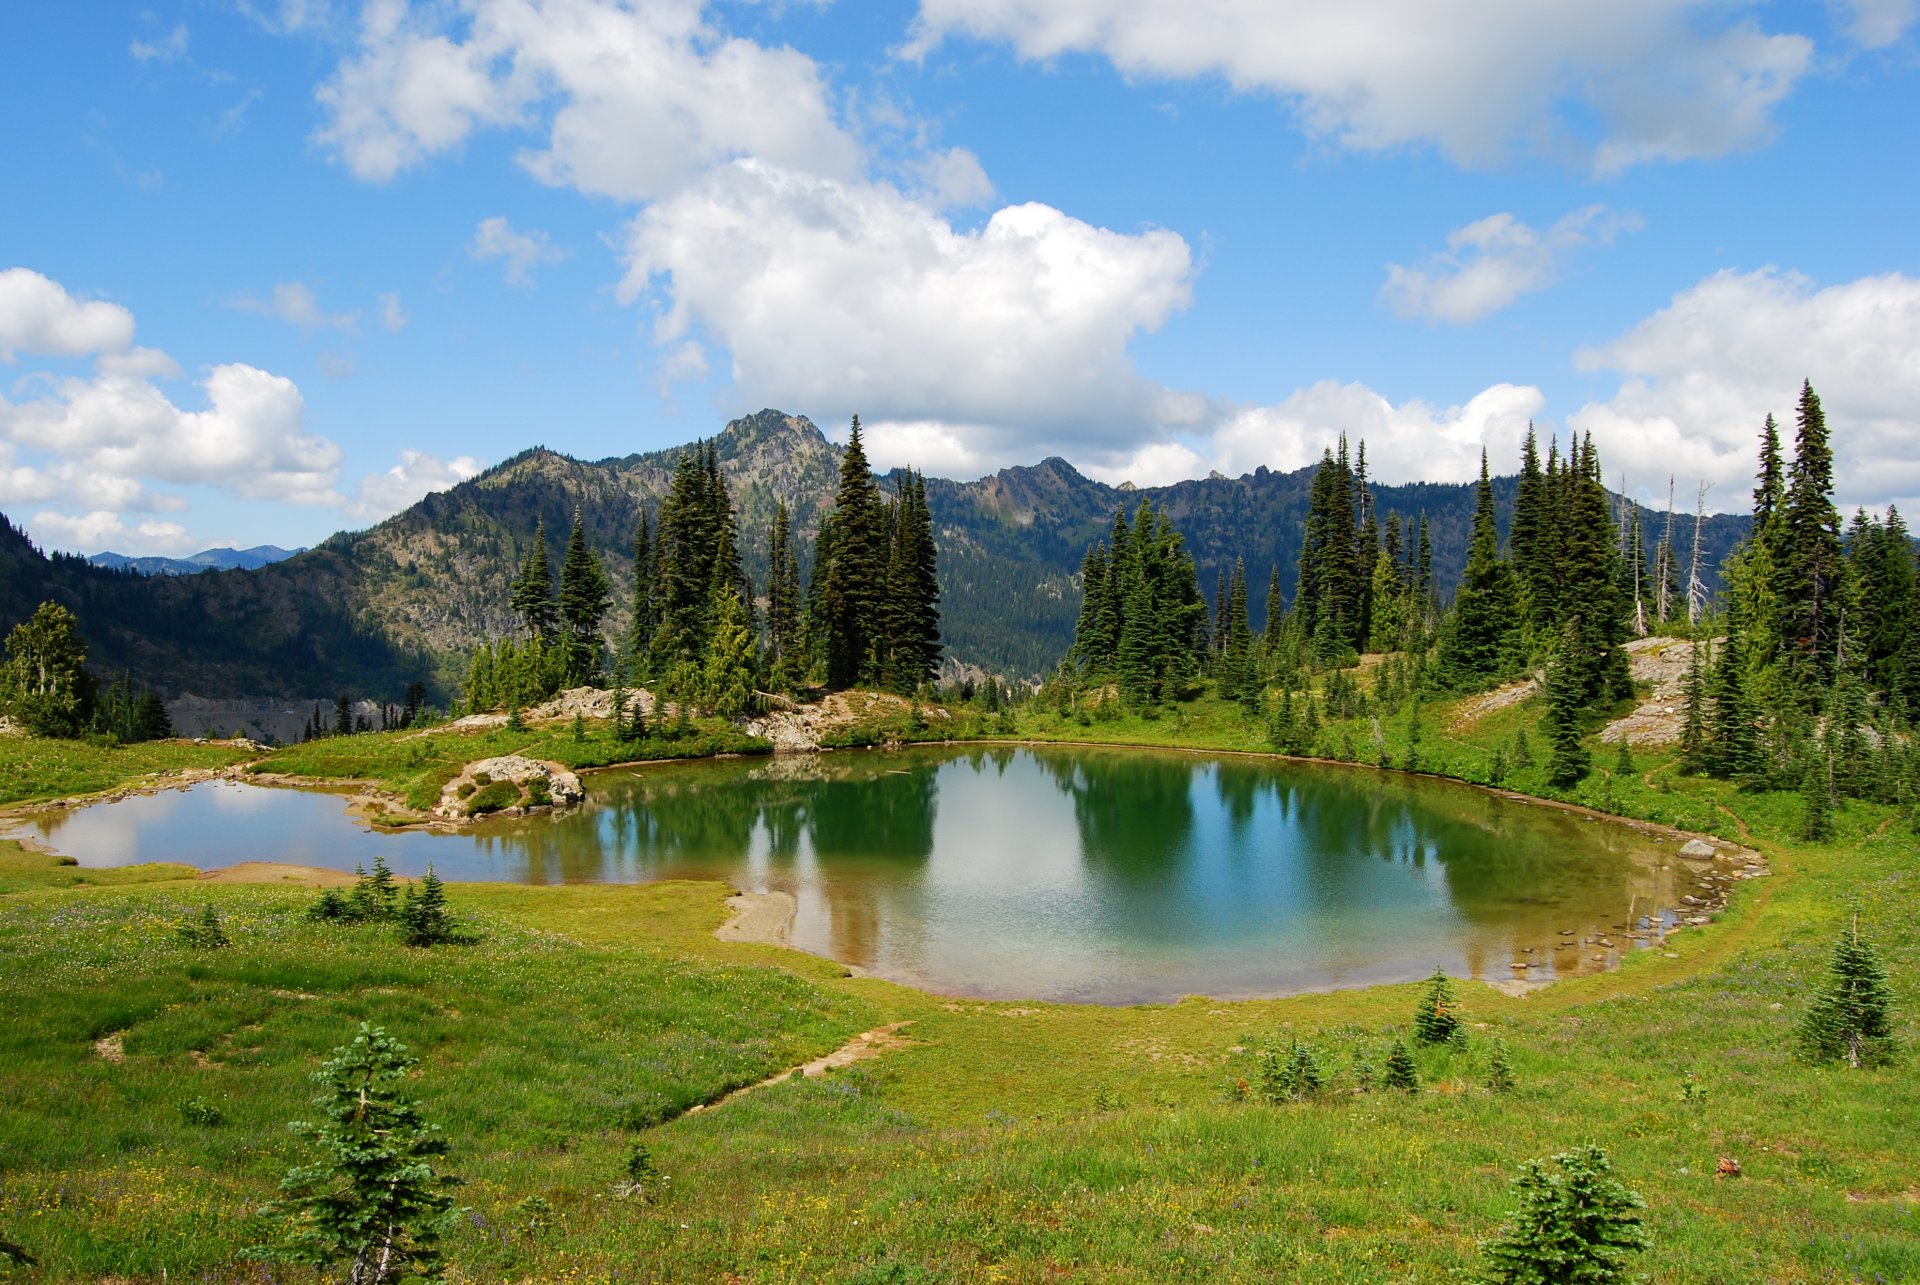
[250,720,771,811]
[0,839,195,894]
[1,678,1916,1280]
[0,736,254,807]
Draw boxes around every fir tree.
[1544,621,1592,788]
[557,507,611,686]
[765,499,805,692]
[1799,754,1836,842]
[1439,450,1521,687]
[177,902,230,949]
[818,418,889,690]
[400,866,455,947]
[249,1024,462,1283]
[1261,1041,1324,1103]
[1799,916,1898,1068]
[1705,630,1760,780]
[508,519,557,641]
[1679,635,1710,773]
[1412,967,1464,1045]
[1476,1146,1649,1285]
[625,513,658,676]
[1383,1037,1420,1092]
[1486,1037,1517,1093]
[700,583,758,718]
[1777,381,1845,684]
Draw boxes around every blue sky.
[2,0,1916,555]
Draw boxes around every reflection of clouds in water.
[204,781,280,813]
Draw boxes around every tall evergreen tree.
[1777,381,1845,684]
[0,601,93,737]
[1544,620,1592,788]
[625,513,658,676]
[817,418,889,690]
[765,499,805,692]
[557,507,611,686]
[1438,450,1521,687]
[508,519,557,641]
[1799,917,1897,1068]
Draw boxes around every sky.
[1,0,1916,557]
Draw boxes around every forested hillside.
[0,410,1753,700]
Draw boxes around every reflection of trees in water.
[471,755,940,881]
[1032,748,1195,885]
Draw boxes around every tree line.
[0,601,173,742]
[463,418,941,717]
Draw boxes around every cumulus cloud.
[30,511,198,557]
[470,216,568,286]
[1830,0,1916,46]
[229,282,361,335]
[1382,206,1643,324]
[903,0,1816,172]
[315,0,861,200]
[0,268,137,360]
[348,448,482,521]
[1571,268,1920,512]
[621,159,1203,470]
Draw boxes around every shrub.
[400,866,457,948]
[1477,1145,1649,1285]
[176,903,229,949]
[1486,1037,1517,1093]
[1383,1037,1420,1092]
[464,779,520,815]
[1413,968,1463,1045]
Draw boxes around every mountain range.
[87,545,305,576]
[0,409,1753,705]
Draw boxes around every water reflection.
[13,747,1717,1002]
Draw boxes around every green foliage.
[1439,452,1522,686]
[1070,501,1205,709]
[464,780,520,816]
[508,518,557,642]
[175,902,230,949]
[400,866,457,948]
[1,601,94,738]
[1383,1037,1420,1092]
[1476,1145,1649,1285]
[1412,968,1463,1045]
[1799,757,1835,842]
[1799,919,1897,1067]
[248,1023,463,1283]
[700,583,758,718]
[1258,1040,1324,1103]
[557,507,612,685]
[1487,1037,1518,1094]
[1544,622,1592,788]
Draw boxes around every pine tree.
[1412,967,1464,1045]
[400,866,455,947]
[1440,450,1521,687]
[701,583,758,718]
[818,418,889,690]
[1777,382,1845,685]
[1799,916,1897,1067]
[0,601,94,738]
[1383,1037,1420,1092]
[1262,1041,1324,1103]
[765,499,805,692]
[1705,630,1760,780]
[1544,621,1592,788]
[509,519,557,641]
[1476,1146,1649,1285]
[249,1024,462,1283]
[1486,1037,1517,1093]
[625,513,658,676]
[1509,425,1552,642]
[557,507,611,686]
[1799,753,1835,842]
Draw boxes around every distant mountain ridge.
[89,545,305,576]
[0,410,1755,701]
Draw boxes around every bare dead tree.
[1654,477,1676,625]
[1620,473,1648,637]
[1686,482,1711,627]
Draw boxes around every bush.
[1477,1145,1649,1285]
[464,779,520,815]
[1412,968,1463,1045]
[175,903,229,949]
[1799,918,1897,1068]
[1383,1037,1420,1092]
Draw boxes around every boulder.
[1677,839,1718,860]
[434,755,584,820]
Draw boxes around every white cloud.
[1382,206,1643,324]
[229,282,361,335]
[903,0,1815,172]
[315,0,861,200]
[1830,0,1916,47]
[131,23,190,63]
[0,268,137,360]
[348,448,482,521]
[1571,268,1920,512]
[96,346,182,379]
[622,159,1203,470]
[378,290,409,331]
[2,363,344,508]
[29,511,197,556]
[470,216,568,286]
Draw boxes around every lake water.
[17,745,1713,1003]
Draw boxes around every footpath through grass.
[0,682,1915,1281]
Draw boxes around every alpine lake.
[14,744,1730,1004]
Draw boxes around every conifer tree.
[1439,451,1521,687]
[701,583,758,717]
[1799,916,1897,1067]
[625,513,658,676]
[1705,630,1760,780]
[1,601,94,738]
[1799,753,1836,842]
[400,866,455,947]
[508,520,557,641]
[1486,1037,1517,1093]
[1476,1146,1648,1285]
[1509,425,1555,642]
[1412,967,1464,1045]
[1264,564,1286,652]
[817,418,889,690]
[765,499,805,692]
[1383,1037,1420,1092]
[557,507,611,686]
[250,1024,462,1283]
[1777,381,1845,685]
[1544,621,1592,788]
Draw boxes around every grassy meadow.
[0,677,1915,1281]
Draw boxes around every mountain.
[0,410,1755,702]
[88,545,305,576]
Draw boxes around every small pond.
[15,745,1718,1003]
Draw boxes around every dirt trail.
[685,1023,913,1115]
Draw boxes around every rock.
[1678,839,1718,860]
[433,755,584,820]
